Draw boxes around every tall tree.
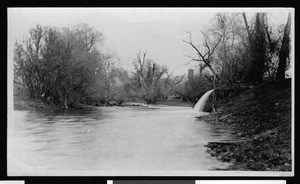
[243,12,268,84]
[14,24,106,109]
[210,13,246,84]
[276,13,291,80]
[184,31,222,111]
[252,13,267,84]
[132,50,168,104]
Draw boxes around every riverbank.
[156,100,193,107]
[200,78,292,171]
[13,96,192,112]
[14,96,57,111]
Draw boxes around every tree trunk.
[276,13,291,80]
[212,74,216,112]
[64,95,68,110]
[249,13,267,84]
[242,13,252,45]
[199,63,202,77]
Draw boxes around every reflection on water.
[8,105,232,175]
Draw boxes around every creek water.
[8,104,232,175]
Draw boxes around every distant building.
[188,68,194,81]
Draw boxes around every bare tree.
[183,31,222,111]
[184,31,221,76]
[132,50,169,104]
[76,23,104,51]
[133,50,147,89]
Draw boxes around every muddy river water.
[8,104,232,175]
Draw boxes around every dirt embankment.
[201,79,292,171]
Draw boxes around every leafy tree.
[14,24,106,109]
[242,12,290,83]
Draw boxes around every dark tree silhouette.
[276,13,291,80]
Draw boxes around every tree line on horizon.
[13,24,183,108]
[13,12,292,109]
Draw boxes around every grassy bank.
[201,79,292,171]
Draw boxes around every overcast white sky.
[8,8,292,75]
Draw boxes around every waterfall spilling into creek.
[193,90,214,112]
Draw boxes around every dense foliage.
[180,12,291,105]
[14,24,119,108]
[13,25,184,106]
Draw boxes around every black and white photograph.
[7,8,294,176]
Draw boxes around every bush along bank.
[14,96,125,112]
[200,79,292,171]
[14,96,72,112]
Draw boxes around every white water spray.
[193,89,214,112]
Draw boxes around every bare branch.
[209,35,223,58]
[173,74,185,85]
[142,50,147,67]
[166,69,175,79]
[185,59,194,66]
[201,31,211,57]
[184,54,203,62]
[183,33,207,64]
